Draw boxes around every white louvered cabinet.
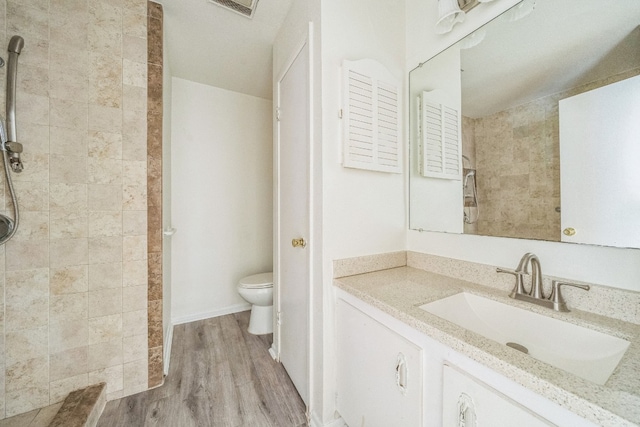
[335,298,423,427]
[342,59,402,174]
[418,89,461,180]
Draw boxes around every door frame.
[273,22,315,413]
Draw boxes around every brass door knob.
[292,238,306,248]
[563,227,576,236]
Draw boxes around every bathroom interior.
[0,0,639,426]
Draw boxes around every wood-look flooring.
[98,311,307,427]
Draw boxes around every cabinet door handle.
[396,353,407,394]
[457,393,477,427]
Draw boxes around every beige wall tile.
[123,235,146,261]
[123,160,146,185]
[50,319,88,353]
[88,288,122,318]
[11,211,49,242]
[50,265,88,295]
[50,127,88,157]
[4,240,49,271]
[50,374,88,404]
[87,157,122,185]
[122,309,147,337]
[50,293,87,323]
[122,185,147,210]
[122,334,147,363]
[88,364,123,394]
[50,238,88,268]
[123,210,147,236]
[123,260,147,287]
[11,153,50,183]
[122,59,147,88]
[88,211,123,237]
[16,92,49,127]
[50,67,89,103]
[50,211,88,239]
[88,236,122,264]
[5,356,48,392]
[5,387,49,418]
[12,181,49,212]
[123,358,147,396]
[5,269,48,332]
[123,35,146,64]
[88,131,122,160]
[88,184,122,211]
[49,9,89,50]
[50,154,88,184]
[88,104,122,133]
[122,12,146,38]
[7,2,49,41]
[88,262,122,290]
[49,183,88,212]
[122,131,147,161]
[87,339,122,371]
[123,285,146,312]
[123,84,146,113]
[5,326,48,365]
[49,98,88,130]
[88,313,122,344]
[19,123,50,154]
[49,347,88,382]
[18,65,49,97]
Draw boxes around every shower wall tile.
[123,210,147,236]
[50,266,88,295]
[50,211,88,239]
[1,0,154,418]
[49,238,88,268]
[49,186,87,217]
[88,262,122,290]
[4,241,49,271]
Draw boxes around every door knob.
[291,238,306,248]
[563,227,576,236]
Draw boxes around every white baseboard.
[310,412,347,427]
[171,303,252,325]
[268,344,278,361]
[163,323,174,376]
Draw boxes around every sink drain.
[506,342,529,354]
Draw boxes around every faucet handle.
[549,280,590,312]
[497,267,526,298]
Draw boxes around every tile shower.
[0,0,163,419]
[462,68,640,241]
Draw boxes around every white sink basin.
[419,292,630,385]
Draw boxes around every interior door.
[276,41,310,404]
[559,74,640,247]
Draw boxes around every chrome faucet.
[497,253,589,312]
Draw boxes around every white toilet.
[237,272,273,335]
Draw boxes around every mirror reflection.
[409,0,640,248]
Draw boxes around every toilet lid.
[238,272,273,289]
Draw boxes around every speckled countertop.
[334,266,640,427]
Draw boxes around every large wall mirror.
[409,0,640,248]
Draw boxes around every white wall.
[320,0,407,422]
[405,0,640,292]
[170,78,273,323]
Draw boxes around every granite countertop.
[334,266,640,427]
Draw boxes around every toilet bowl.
[237,272,273,335]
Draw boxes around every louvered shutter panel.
[342,60,401,173]
[418,90,461,180]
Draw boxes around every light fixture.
[435,0,466,34]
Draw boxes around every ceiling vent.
[208,0,259,18]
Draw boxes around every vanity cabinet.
[443,364,554,427]
[336,298,424,427]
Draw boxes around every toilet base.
[248,304,273,335]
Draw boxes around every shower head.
[8,36,24,55]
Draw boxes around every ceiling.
[158,0,294,100]
[459,0,640,117]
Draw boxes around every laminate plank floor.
[98,311,307,427]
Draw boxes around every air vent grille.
[208,0,259,18]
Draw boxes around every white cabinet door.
[443,364,555,427]
[336,299,423,427]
